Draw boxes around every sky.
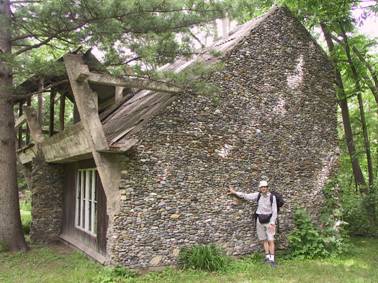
[353,2,378,39]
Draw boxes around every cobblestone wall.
[30,153,64,243]
[110,6,338,268]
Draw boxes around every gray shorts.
[256,218,275,241]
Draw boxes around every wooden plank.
[17,144,37,165]
[15,114,26,128]
[108,126,135,145]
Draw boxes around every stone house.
[16,6,338,268]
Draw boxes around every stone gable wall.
[111,7,338,268]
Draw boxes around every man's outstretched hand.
[228,186,236,195]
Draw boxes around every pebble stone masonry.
[110,7,339,268]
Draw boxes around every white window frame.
[75,168,97,237]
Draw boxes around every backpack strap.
[255,193,261,222]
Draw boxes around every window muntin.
[75,168,97,236]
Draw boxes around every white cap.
[258,180,268,188]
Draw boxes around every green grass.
[0,238,377,283]
[20,199,32,235]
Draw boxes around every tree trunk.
[352,46,378,110]
[0,0,27,251]
[320,22,366,191]
[340,24,374,191]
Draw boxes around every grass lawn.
[0,237,377,283]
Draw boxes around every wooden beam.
[64,55,122,238]
[83,72,181,94]
[49,89,56,136]
[64,54,108,151]
[59,93,65,131]
[115,86,124,104]
[23,106,45,144]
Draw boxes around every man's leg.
[262,240,270,261]
[263,240,269,254]
[268,240,275,261]
[267,225,276,266]
[256,220,269,262]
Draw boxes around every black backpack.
[257,191,284,213]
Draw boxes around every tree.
[339,23,374,190]
[0,0,27,251]
[321,22,367,191]
[0,0,226,251]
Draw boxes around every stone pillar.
[30,154,65,243]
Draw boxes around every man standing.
[228,180,277,267]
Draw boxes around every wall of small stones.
[30,153,65,243]
[110,7,339,268]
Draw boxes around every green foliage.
[94,266,137,283]
[20,193,32,235]
[177,244,230,271]
[288,208,348,259]
[21,211,32,235]
[343,189,378,237]
[11,0,227,78]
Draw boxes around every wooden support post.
[59,93,65,131]
[49,89,56,136]
[26,98,31,144]
[18,102,23,149]
[37,79,44,126]
[64,54,108,151]
[23,106,45,144]
[115,86,124,104]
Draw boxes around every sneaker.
[269,261,277,268]
[264,257,270,263]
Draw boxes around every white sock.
[269,254,275,262]
[265,254,270,259]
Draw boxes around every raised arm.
[228,186,259,201]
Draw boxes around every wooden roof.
[102,7,278,147]
[14,50,112,104]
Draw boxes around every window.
[75,168,97,236]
